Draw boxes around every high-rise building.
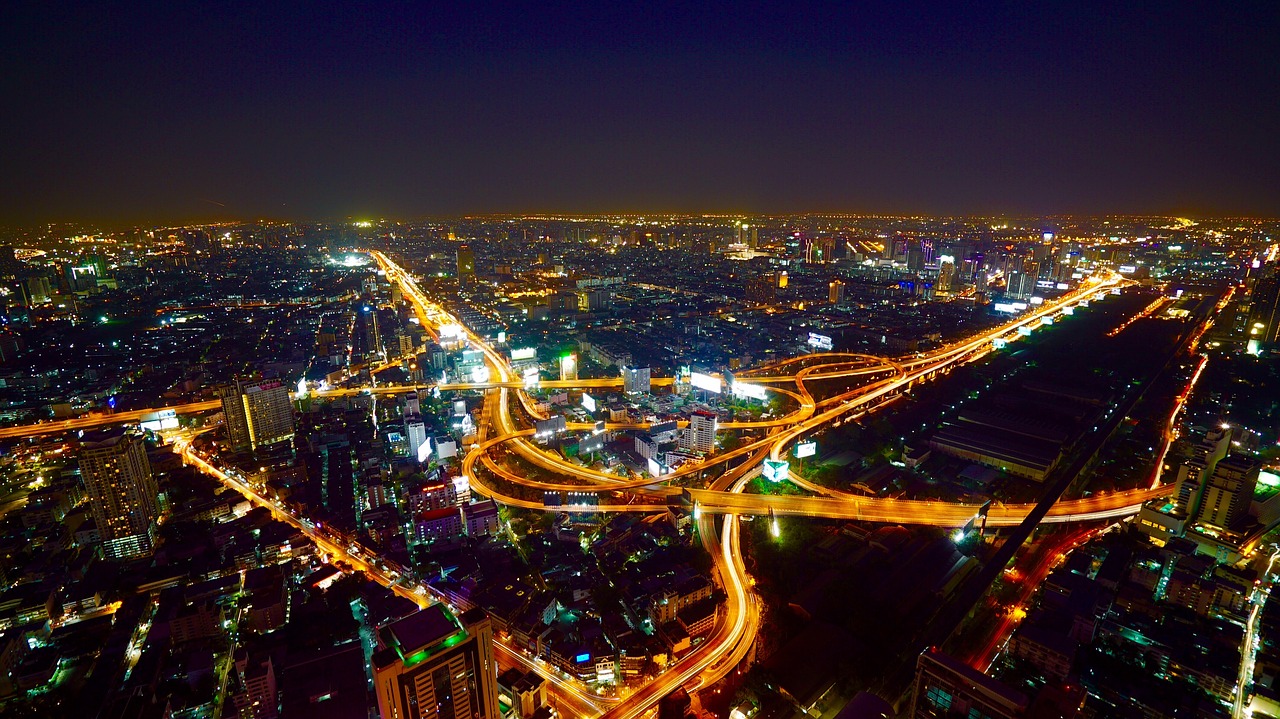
[937,259,956,293]
[1248,274,1280,352]
[457,244,476,282]
[373,605,499,719]
[745,273,778,304]
[622,366,651,394]
[80,429,159,560]
[1197,454,1260,530]
[1172,426,1232,518]
[909,648,1027,719]
[219,379,296,451]
[829,280,845,304]
[680,411,717,454]
[406,416,430,463]
[735,222,758,248]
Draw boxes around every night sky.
[2,2,1278,224]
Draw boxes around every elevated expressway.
[371,251,1163,718]
[0,251,1157,718]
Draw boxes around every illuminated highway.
[0,251,1161,719]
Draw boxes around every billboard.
[582,393,597,413]
[992,338,1008,349]
[1018,326,1033,336]
[647,457,663,477]
[535,415,567,439]
[794,441,817,458]
[993,302,1019,313]
[1062,306,1074,315]
[732,382,768,401]
[439,324,463,339]
[690,372,722,394]
[416,436,432,464]
[1119,265,1137,274]
[1029,296,1044,305]
[807,332,833,350]
[510,347,537,361]
[763,459,789,483]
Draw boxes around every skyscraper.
[219,379,296,451]
[829,280,845,304]
[1248,274,1280,352]
[1197,454,1260,530]
[80,429,159,560]
[457,244,476,282]
[373,605,499,719]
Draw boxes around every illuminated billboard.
[690,372,722,394]
[763,459,789,483]
[1029,296,1044,305]
[647,457,663,477]
[1118,265,1137,274]
[795,441,817,458]
[1062,306,1074,315]
[807,332,834,350]
[992,338,1008,349]
[1041,317,1054,326]
[523,366,540,386]
[1056,282,1070,290]
[417,436,432,464]
[439,324,463,339]
[582,393,597,413]
[510,347,537,361]
[1018,326,1033,336]
[993,302,1019,313]
[732,383,768,401]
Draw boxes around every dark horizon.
[3,1,1278,225]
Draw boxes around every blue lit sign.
[574,653,591,663]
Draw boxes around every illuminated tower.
[219,379,296,451]
[457,244,476,282]
[80,429,158,560]
[1197,455,1260,530]
[1248,274,1280,353]
[373,605,499,719]
[829,280,845,304]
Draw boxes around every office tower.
[906,247,925,271]
[829,280,845,304]
[680,411,717,453]
[1249,274,1280,352]
[80,429,159,560]
[219,379,296,451]
[1172,426,1231,518]
[622,366,651,394]
[406,416,430,463]
[457,244,476,282]
[745,274,778,304]
[1005,272,1032,300]
[910,648,1028,719]
[937,259,956,293]
[404,392,421,416]
[373,605,499,719]
[736,222,757,247]
[1197,455,1260,530]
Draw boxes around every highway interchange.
[4,250,1173,718]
